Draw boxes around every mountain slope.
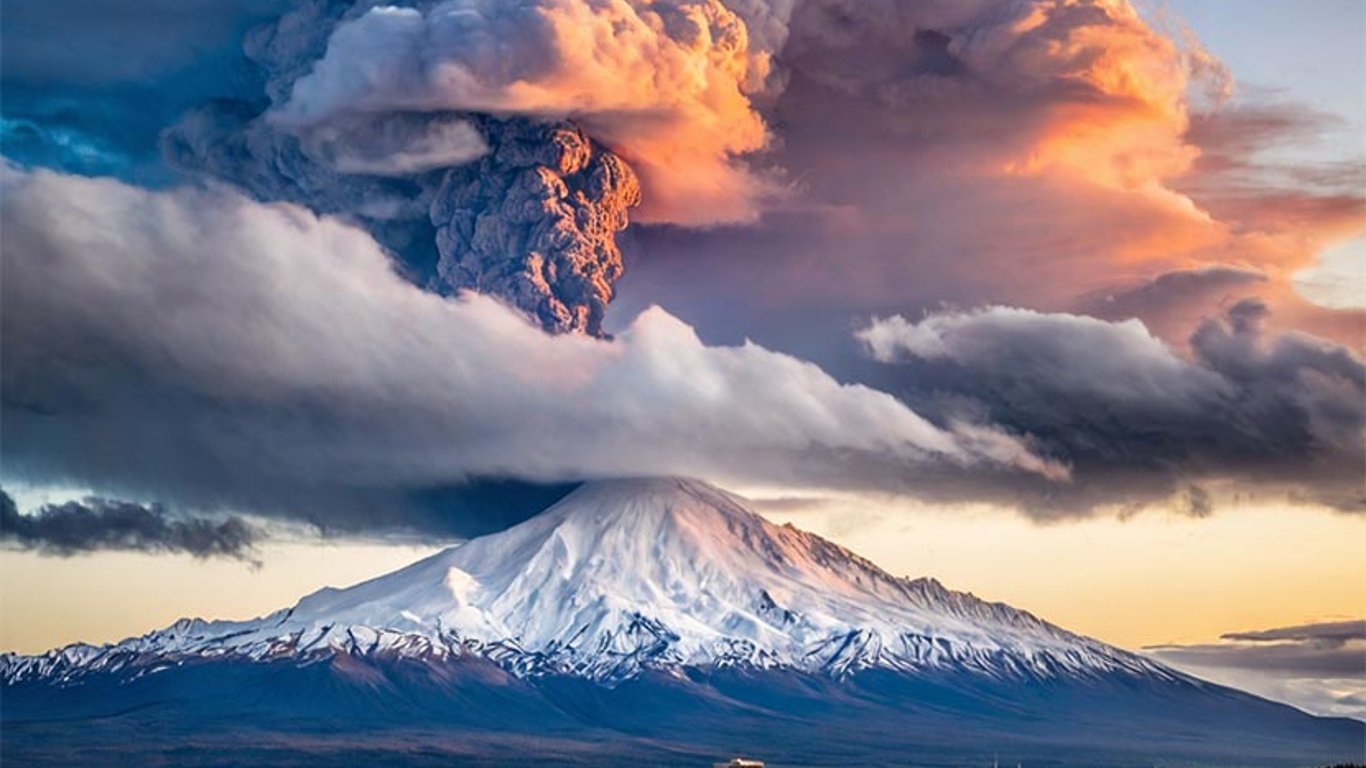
[3,478,1170,685]
[3,478,1361,767]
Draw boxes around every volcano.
[3,478,1361,766]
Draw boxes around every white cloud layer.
[0,167,1057,518]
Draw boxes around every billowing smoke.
[162,0,791,335]
[165,108,640,335]
[430,119,640,335]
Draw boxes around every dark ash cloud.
[427,120,640,336]
[0,490,261,562]
[0,0,283,86]
[857,299,1366,515]
[158,0,786,335]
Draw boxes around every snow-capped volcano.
[6,478,1363,766]
[4,478,1170,685]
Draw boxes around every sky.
[1,0,1362,720]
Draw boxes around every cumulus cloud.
[1146,620,1366,720]
[0,167,1059,529]
[268,0,785,225]
[620,0,1361,358]
[0,490,261,562]
[791,0,1216,193]
[856,301,1366,514]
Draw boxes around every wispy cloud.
[1147,620,1366,720]
[0,489,261,562]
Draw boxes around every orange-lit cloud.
[624,0,1363,351]
[274,0,791,225]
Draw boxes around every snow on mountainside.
[2,478,1178,686]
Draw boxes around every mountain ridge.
[4,477,1362,766]
[3,477,1175,686]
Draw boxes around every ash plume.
[429,119,639,335]
[164,106,640,335]
[159,0,790,335]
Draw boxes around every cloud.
[0,489,261,562]
[17,0,1354,352]
[1224,620,1366,646]
[1183,102,1363,197]
[427,119,641,336]
[856,301,1366,514]
[1146,620,1366,719]
[162,0,799,334]
[0,166,1059,531]
[1294,236,1366,311]
[618,0,1362,358]
[1080,265,1268,342]
[163,107,643,335]
[268,0,787,226]
[4,0,1359,524]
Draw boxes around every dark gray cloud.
[857,298,1366,515]
[1146,620,1366,719]
[165,105,642,335]
[1224,620,1366,646]
[1148,638,1363,677]
[0,490,261,562]
[428,121,640,336]
[1080,266,1268,343]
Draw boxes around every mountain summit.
[4,478,1361,767]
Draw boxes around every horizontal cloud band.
[0,167,1059,526]
[0,490,260,562]
[1145,620,1366,720]
[856,303,1365,514]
